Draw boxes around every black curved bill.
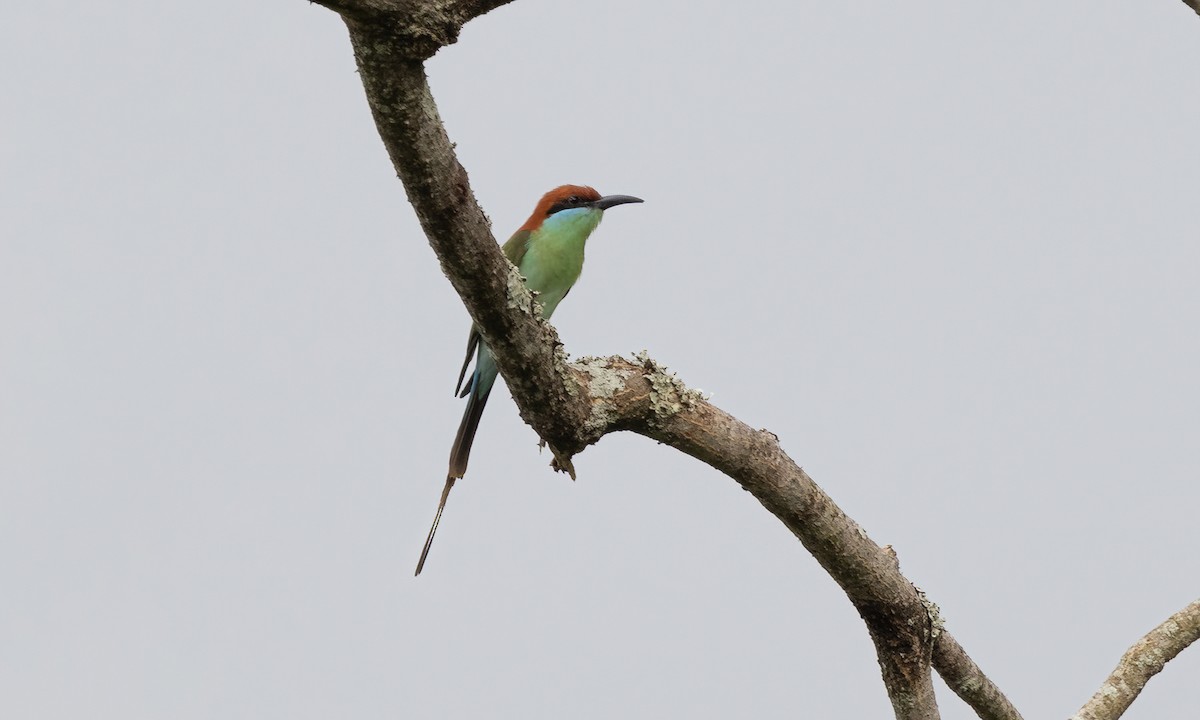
[594,194,644,210]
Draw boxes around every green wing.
[501,229,531,267]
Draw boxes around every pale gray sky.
[3,1,1198,718]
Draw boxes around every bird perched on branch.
[415,184,643,575]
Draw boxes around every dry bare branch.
[1071,598,1200,720]
[933,633,1024,720]
[308,1,1030,718]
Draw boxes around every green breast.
[517,208,602,319]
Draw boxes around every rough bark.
[1071,599,1200,720]
[932,633,1023,720]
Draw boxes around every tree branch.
[933,633,1024,720]
[1071,598,1200,720]
[314,2,1023,718]
[1183,0,1200,17]
[341,15,591,472]
[310,0,516,60]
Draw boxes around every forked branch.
[301,1,1131,718]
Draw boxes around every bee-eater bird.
[414,185,643,575]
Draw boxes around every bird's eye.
[567,195,580,205]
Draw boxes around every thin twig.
[1071,598,1200,720]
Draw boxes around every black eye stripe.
[547,196,588,216]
